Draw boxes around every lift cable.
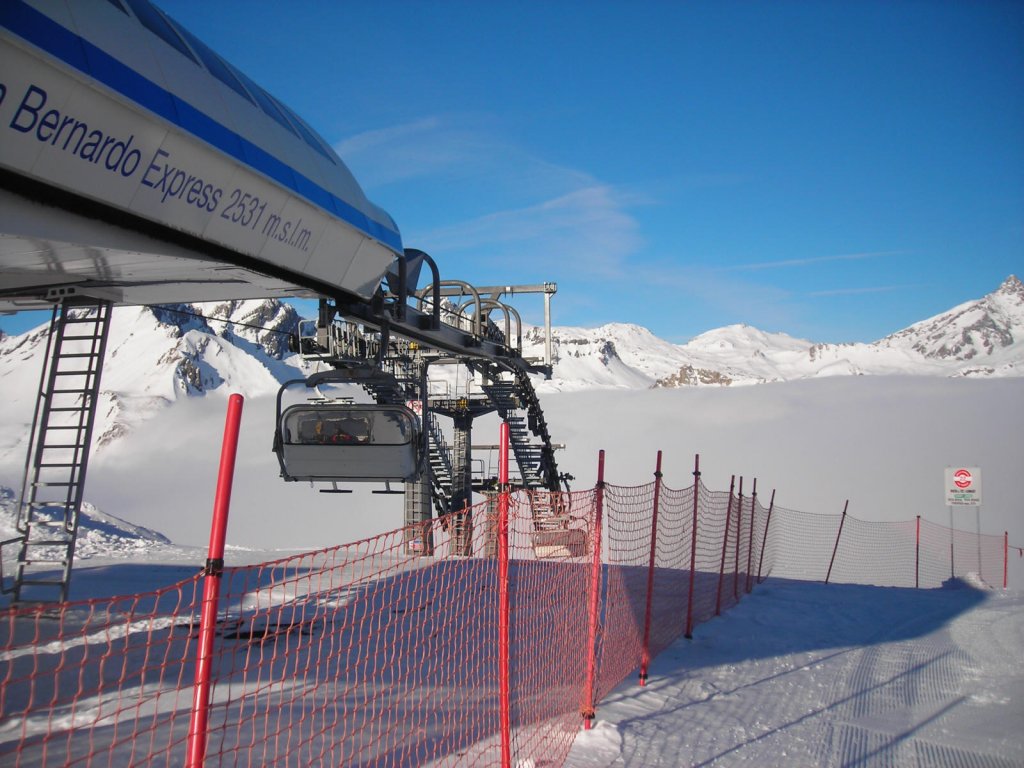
[143,303,299,341]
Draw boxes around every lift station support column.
[403,477,433,555]
[450,412,474,556]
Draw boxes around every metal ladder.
[2,300,112,603]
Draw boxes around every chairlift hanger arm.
[275,370,405,427]
[315,248,551,373]
[330,292,530,369]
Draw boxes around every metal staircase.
[480,371,561,492]
[2,300,112,603]
[331,352,459,526]
[424,414,454,516]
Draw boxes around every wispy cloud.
[335,115,595,195]
[335,116,646,278]
[335,117,443,156]
[725,250,906,271]
[628,262,800,331]
[416,185,644,278]
[334,116,491,188]
[808,284,916,297]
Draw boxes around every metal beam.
[434,283,558,298]
[415,282,558,370]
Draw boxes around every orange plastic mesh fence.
[825,515,920,586]
[764,505,844,582]
[764,506,1007,588]
[917,517,1006,589]
[596,482,659,698]
[0,576,204,766]
[592,479,770,705]
[0,473,1013,766]
[1,492,599,767]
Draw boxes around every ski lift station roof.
[0,0,402,313]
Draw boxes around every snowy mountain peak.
[149,300,300,360]
[683,324,812,354]
[522,322,690,391]
[528,275,1023,391]
[881,275,1022,365]
[97,300,303,402]
[0,299,307,456]
[997,273,1023,297]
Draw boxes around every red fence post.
[582,450,605,730]
[497,422,511,768]
[756,489,775,584]
[684,454,700,638]
[715,475,735,616]
[186,393,243,768]
[639,451,663,685]
[733,478,743,602]
[915,516,921,589]
[745,479,757,594]
[825,500,849,584]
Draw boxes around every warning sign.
[944,467,982,507]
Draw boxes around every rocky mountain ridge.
[0,277,1020,455]
[0,299,306,458]
[524,275,1023,391]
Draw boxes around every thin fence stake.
[497,422,511,768]
[733,478,743,602]
[756,489,775,584]
[745,479,757,594]
[825,500,849,584]
[582,450,605,730]
[950,513,955,581]
[186,394,243,768]
[916,516,921,589]
[639,451,663,685]
[715,475,735,616]
[684,454,701,638]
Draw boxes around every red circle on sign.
[953,469,972,489]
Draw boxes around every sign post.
[944,467,983,579]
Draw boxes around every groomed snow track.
[566,579,1024,768]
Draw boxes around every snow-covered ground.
[10,551,1021,767]
[566,577,1023,767]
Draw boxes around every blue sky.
[5,1,1022,342]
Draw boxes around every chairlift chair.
[274,376,422,483]
[528,491,588,559]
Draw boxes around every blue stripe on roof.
[172,96,245,158]
[0,0,402,253]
